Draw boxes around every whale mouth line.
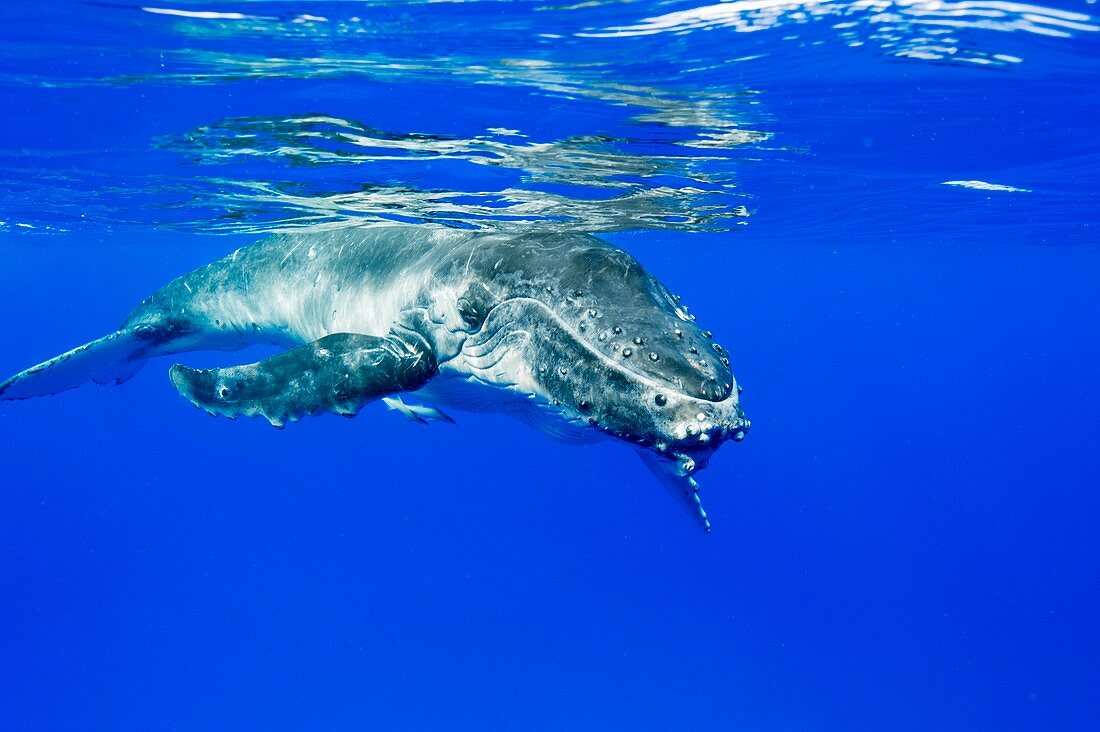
[533,394,748,457]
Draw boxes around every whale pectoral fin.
[168,332,437,429]
[637,450,712,534]
[381,396,456,425]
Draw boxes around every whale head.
[452,234,748,532]
[525,304,749,533]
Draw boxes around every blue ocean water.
[1,0,1098,728]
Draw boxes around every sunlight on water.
[142,7,250,21]
[578,0,1098,65]
[156,111,759,234]
[941,179,1032,192]
[0,0,1094,237]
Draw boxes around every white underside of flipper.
[381,396,455,425]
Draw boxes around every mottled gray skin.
[1,226,748,530]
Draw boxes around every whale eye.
[654,393,667,406]
[457,298,481,326]
[456,283,494,328]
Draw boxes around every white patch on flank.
[942,179,1032,193]
[330,272,425,341]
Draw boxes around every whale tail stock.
[0,323,176,401]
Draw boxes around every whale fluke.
[168,332,438,429]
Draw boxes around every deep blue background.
[2,1,1098,729]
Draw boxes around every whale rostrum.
[0,226,748,531]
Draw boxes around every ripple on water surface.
[0,0,1094,237]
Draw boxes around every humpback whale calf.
[0,226,748,530]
